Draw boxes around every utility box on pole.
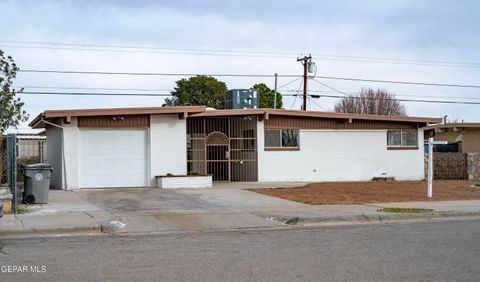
[225,89,258,109]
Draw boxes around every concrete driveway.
[76,184,308,233]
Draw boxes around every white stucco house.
[29,106,441,189]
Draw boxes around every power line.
[289,79,303,110]
[276,77,303,90]
[20,91,172,97]
[311,78,480,105]
[15,85,173,92]
[311,54,480,68]
[310,78,349,96]
[18,69,297,78]
[20,86,480,102]
[308,96,328,111]
[18,84,479,101]
[15,85,480,101]
[18,91,299,97]
[315,94,480,105]
[283,89,480,101]
[0,44,294,59]
[18,68,480,89]
[17,91,480,105]
[0,40,295,56]
[315,75,480,89]
[3,40,480,68]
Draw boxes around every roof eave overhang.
[264,110,442,125]
[29,106,207,129]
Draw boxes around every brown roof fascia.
[189,108,441,124]
[29,106,206,128]
[263,109,442,124]
[44,106,206,118]
[30,106,442,128]
[188,109,266,117]
[424,123,480,130]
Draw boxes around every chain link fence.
[1,134,18,213]
[1,134,47,213]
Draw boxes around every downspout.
[32,117,68,190]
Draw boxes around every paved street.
[1,219,479,281]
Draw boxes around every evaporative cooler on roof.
[224,89,258,109]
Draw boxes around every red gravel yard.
[250,180,480,205]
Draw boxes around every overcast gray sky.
[1,0,479,132]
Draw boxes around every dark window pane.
[387,130,401,146]
[402,130,417,146]
[281,130,299,147]
[265,130,280,147]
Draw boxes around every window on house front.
[265,129,299,149]
[387,130,418,147]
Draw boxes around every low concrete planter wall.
[156,175,213,189]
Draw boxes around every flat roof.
[29,106,206,128]
[190,108,442,124]
[29,106,442,128]
[424,123,480,130]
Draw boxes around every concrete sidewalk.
[1,187,480,237]
[0,190,115,237]
[262,200,480,226]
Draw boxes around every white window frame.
[387,129,418,148]
[264,129,300,150]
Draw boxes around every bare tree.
[446,116,463,123]
[334,88,407,116]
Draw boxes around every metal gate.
[187,116,258,182]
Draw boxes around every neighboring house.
[1,133,47,183]
[29,106,441,189]
[15,134,47,162]
[424,123,480,153]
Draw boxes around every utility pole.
[297,54,312,111]
[273,73,278,109]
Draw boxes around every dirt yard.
[250,180,480,205]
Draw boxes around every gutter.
[34,117,69,190]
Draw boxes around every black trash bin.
[21,163,53,204]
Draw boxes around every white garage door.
[80,129,148,188]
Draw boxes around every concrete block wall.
[258,121,425,182]
[47,117,80,190]
[62,117,80,189]
[46,125,63,189]
[149,114,187,185]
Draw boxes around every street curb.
[2,211,479,238]
[268,211,480,226]
[0,225,101,237]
